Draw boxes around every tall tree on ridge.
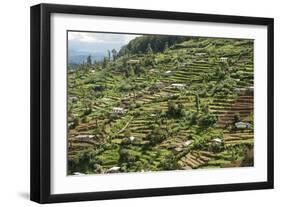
[195,93,200,113]
[102,57,108,68]
[164,41,169,52]
[107,50,111,61]
[86,55,92,65]
[111,49,117,61]
[146,43,153,54]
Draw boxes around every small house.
[235,122,251,129]
[234,87,253,95]
[248,86,254,93]
[220,57,228,62]
[234,88,247,94]
[171,83,186,90]
[174,147,183,152]
[73,172,85,176]
[102,97,110,101]
[164,70,173,76]
[183,140,193,147]
[106,166,120,173]
[155,81,165,88]
[129,136,135,142]
[112,107,126,114]
[212,138,222,144]
[69,96,78,102]
[149,69,159,74]
[195,52,207,56]
[75,134,95,142]
[210,138,224,151]
[127,59,140,64]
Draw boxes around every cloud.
[68,31,140,44]
[68,31,141,54]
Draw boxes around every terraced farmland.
[67,35,254,175]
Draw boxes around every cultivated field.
[67,36,254,174]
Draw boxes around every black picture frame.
[30,3,274,204]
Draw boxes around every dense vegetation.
[118,35,190,56]
[67,35,254,175]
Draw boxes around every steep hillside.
[67,36,254,174]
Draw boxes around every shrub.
[198,113,216,128]
[234,112,241,123]
[93,84,106,91]
[81,116,89,123]
[166,100,184,118]
[214,66,226,80]
[69,118,79,129]
[83,108,92,116]
[192,135,209,150]
[184,111,198,125]
[159,154,178,170]
[118,82,132,92]
[119,149,140,163]
[147,128,168,145]
[240,147,254,167]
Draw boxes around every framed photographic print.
[30,3,274,203]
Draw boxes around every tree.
[164,41,169,52]
[189,111,198,125]
[146,43,153,54]
[159,154,178,170]
[70,117,79,129]
[215,65,226,80]
[86,55,92,65]
[119,149,137,163]
[111,49,117,61]
[203,104,209,114]
[129,65,135,77]
[166,100,184,118]
[118,35,190,55]
[195,93,200,112]
[148,128,168,145]
[167,100,177,117]
[240,148,254,167]
[83,106,92,116]
[234,112,241,123]
[102,57,108,68]
[134,64,143,76]
[107,50,111,61]
[198,113,216,128]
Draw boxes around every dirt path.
[117,116,134,134]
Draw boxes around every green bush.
[159,154,178,170]
[147,127,168,145]
[166,100,185,118]
[198,113,216,128]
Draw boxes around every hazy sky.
[68,31,140,54]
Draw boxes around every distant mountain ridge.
[68,50,107,65]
